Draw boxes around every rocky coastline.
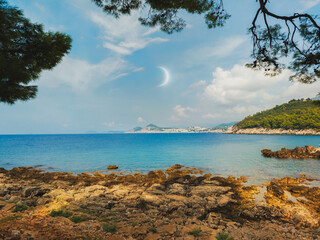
[0,165,320,239]
[225,126,320,135]
[262,145,320,159]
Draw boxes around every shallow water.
[0,133,320,184]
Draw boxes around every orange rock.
[1,203,15,212]
[171,164,184,169]
[158,224,177,235]
[144,233,161,240]
[107,165,119,170]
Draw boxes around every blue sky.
[2,0,320,134]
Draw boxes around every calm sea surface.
[0,133,320,184]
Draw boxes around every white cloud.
[300,0,320,10]
[208,36,247,58]
[39,56,129,92]
[204,65,291,104]
[133,67,144,72]
[171,105,197,121]
[186,36,247,63]
[202,64,320,119]
[202,113,221,119]
[190,80,206,89]
[226,106,261,115]
[173,105,196,117]
[137,117,146,123]
[89,11,169,55]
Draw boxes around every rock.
[2,202,15,211]
[190,185,231,197]
[0,166,319,239]
[107,165,119,170]
[158,224,177,235]
[0,200,5,208]
[144,233,161,240]
[167,183,186,195]
[262,145,320,159]
[171,164,184,169]
[267,182,287,201]
[11,230,21,237]
[23,187,50,197]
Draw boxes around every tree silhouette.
[92,0,320,83]
[0,0,72,104]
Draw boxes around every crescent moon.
[158,67,170,87]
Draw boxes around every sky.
[1,0,320,134]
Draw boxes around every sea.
[0,133,320,185]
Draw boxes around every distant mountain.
[126,124,226,133]
[312,95,320,100]
[132,127,143,132]
[214,122,238,128]
[146,124,159,128]
[145,124,162,131]
[234,98,320,131]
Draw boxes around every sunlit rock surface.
[0,166,319,239]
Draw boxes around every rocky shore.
[225,126,320,135]
[0,165,320,239]
[262,145,320,159]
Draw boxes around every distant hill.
[126,124,166,133]
[126,124,227,133]
[144,124,162,131]
[214,121,238,129]
[235,99,320,130]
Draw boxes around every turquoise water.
[0,133,320,184]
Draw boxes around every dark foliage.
[92,0,319,83]
[0,0,72,104]
[236,99,320,130]
[13,204,27,212]
[49,210,73,218]
[92,0,230,34]
[216,232,234,240]
[102,221,117,233]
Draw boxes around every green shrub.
[13,204,27,212]
[131,221,138,227]
[189,227,202,237]
[149,226,157,233]
[108,212,117,216]
[69,216,86,223]
[0,215,22,224]
[49,210,72,218]
[216,232,234,240]
[102,221,117,234]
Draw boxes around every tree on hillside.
[92,0,320,84]
[0,0,72,104]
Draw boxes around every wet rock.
[107,165,119,170]
[267,182,287,201]
[262,145,320,159]
[171,164,184,169]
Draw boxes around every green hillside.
[235,99,320,130]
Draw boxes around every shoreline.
[225,127,320,136]
[0,166,320,239]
